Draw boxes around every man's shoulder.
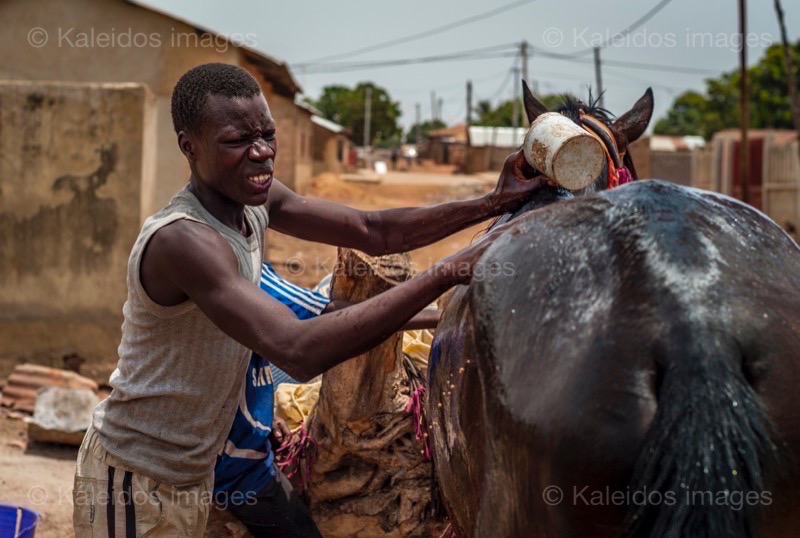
[150,219,231,258]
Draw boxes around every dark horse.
[428,82,800,537]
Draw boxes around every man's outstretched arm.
[323,300,440,330]
[144,219,502,383]
[266,150,544,255]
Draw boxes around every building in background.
[312,116,354,177]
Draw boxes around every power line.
[488,56,519,103]
[299,44,518,74]
[300,44,718,77]
[565,0,676,57]
[530,46,719,75]
[297,0,535,66]
[390,68,511,96]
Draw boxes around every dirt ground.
[0,164,501,537]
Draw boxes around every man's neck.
[187,180,247,236]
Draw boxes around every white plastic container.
[522,112,606,191]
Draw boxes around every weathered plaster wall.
[0,0,240,217]
[0,81,155,381]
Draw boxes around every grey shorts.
[73,425,214,537]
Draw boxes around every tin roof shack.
[312,116,354,176]
[467,126,527,173]
[428,124,468,166]
[428,124,525,173]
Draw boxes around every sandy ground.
[0,164,501,537]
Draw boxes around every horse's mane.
[553,90,615,125]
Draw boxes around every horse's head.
[500,82,654,223]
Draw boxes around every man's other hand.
[489,149,550,214]
[270,417,292,448]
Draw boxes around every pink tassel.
[274,424,318,493]
[405,385,431,460]
[617,166,632,186]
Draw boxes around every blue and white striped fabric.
[214,262,329,498]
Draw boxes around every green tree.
[653,91,715,138]
[405,119,446,143]
[310,83,401,147]
[655,39,800,139]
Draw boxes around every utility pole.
[364,85,372,171]
[466,80,472,174]
[431,91,437,122]
[521,41,529,128]
[415,103,422,146]
[739,0,750,204]
[438,98,443,124]
[512,66,520,146]
[593,47,604,108]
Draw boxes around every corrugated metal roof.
[312,115,347,134]
[468,126,527,148]
[1,364,98,414]
[649,135,706,151]
[428,124,528,147]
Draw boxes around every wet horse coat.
[428,87,800,537]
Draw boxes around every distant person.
[72,62,545,536]
[391,147,399,170]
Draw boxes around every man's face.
[188,92,277,206]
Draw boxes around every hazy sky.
[144,0,800,134]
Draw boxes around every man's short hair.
[171,63,262,135]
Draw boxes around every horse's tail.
[625,332,777,538]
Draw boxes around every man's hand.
[488,149,550,215]
[270,416,292,448]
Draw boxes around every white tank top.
[92,188,268,486]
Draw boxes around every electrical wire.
[561,0,676,57]
[530,46,719,75]
[297,0,535,66]
[298,44,518,74]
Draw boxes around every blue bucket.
[0,504,39,538]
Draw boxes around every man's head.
[172,63,277,206]
[171,63,261,135]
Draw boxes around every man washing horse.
[72,63,547,537]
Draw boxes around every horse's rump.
[430,180,800,537]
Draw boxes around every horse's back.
[431,180,800,537]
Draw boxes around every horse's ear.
[611,88,654,144]
[523,80,548,125]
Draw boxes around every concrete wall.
[0,0,241,217]
[650,151,693,186]
[0,81,155,381]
